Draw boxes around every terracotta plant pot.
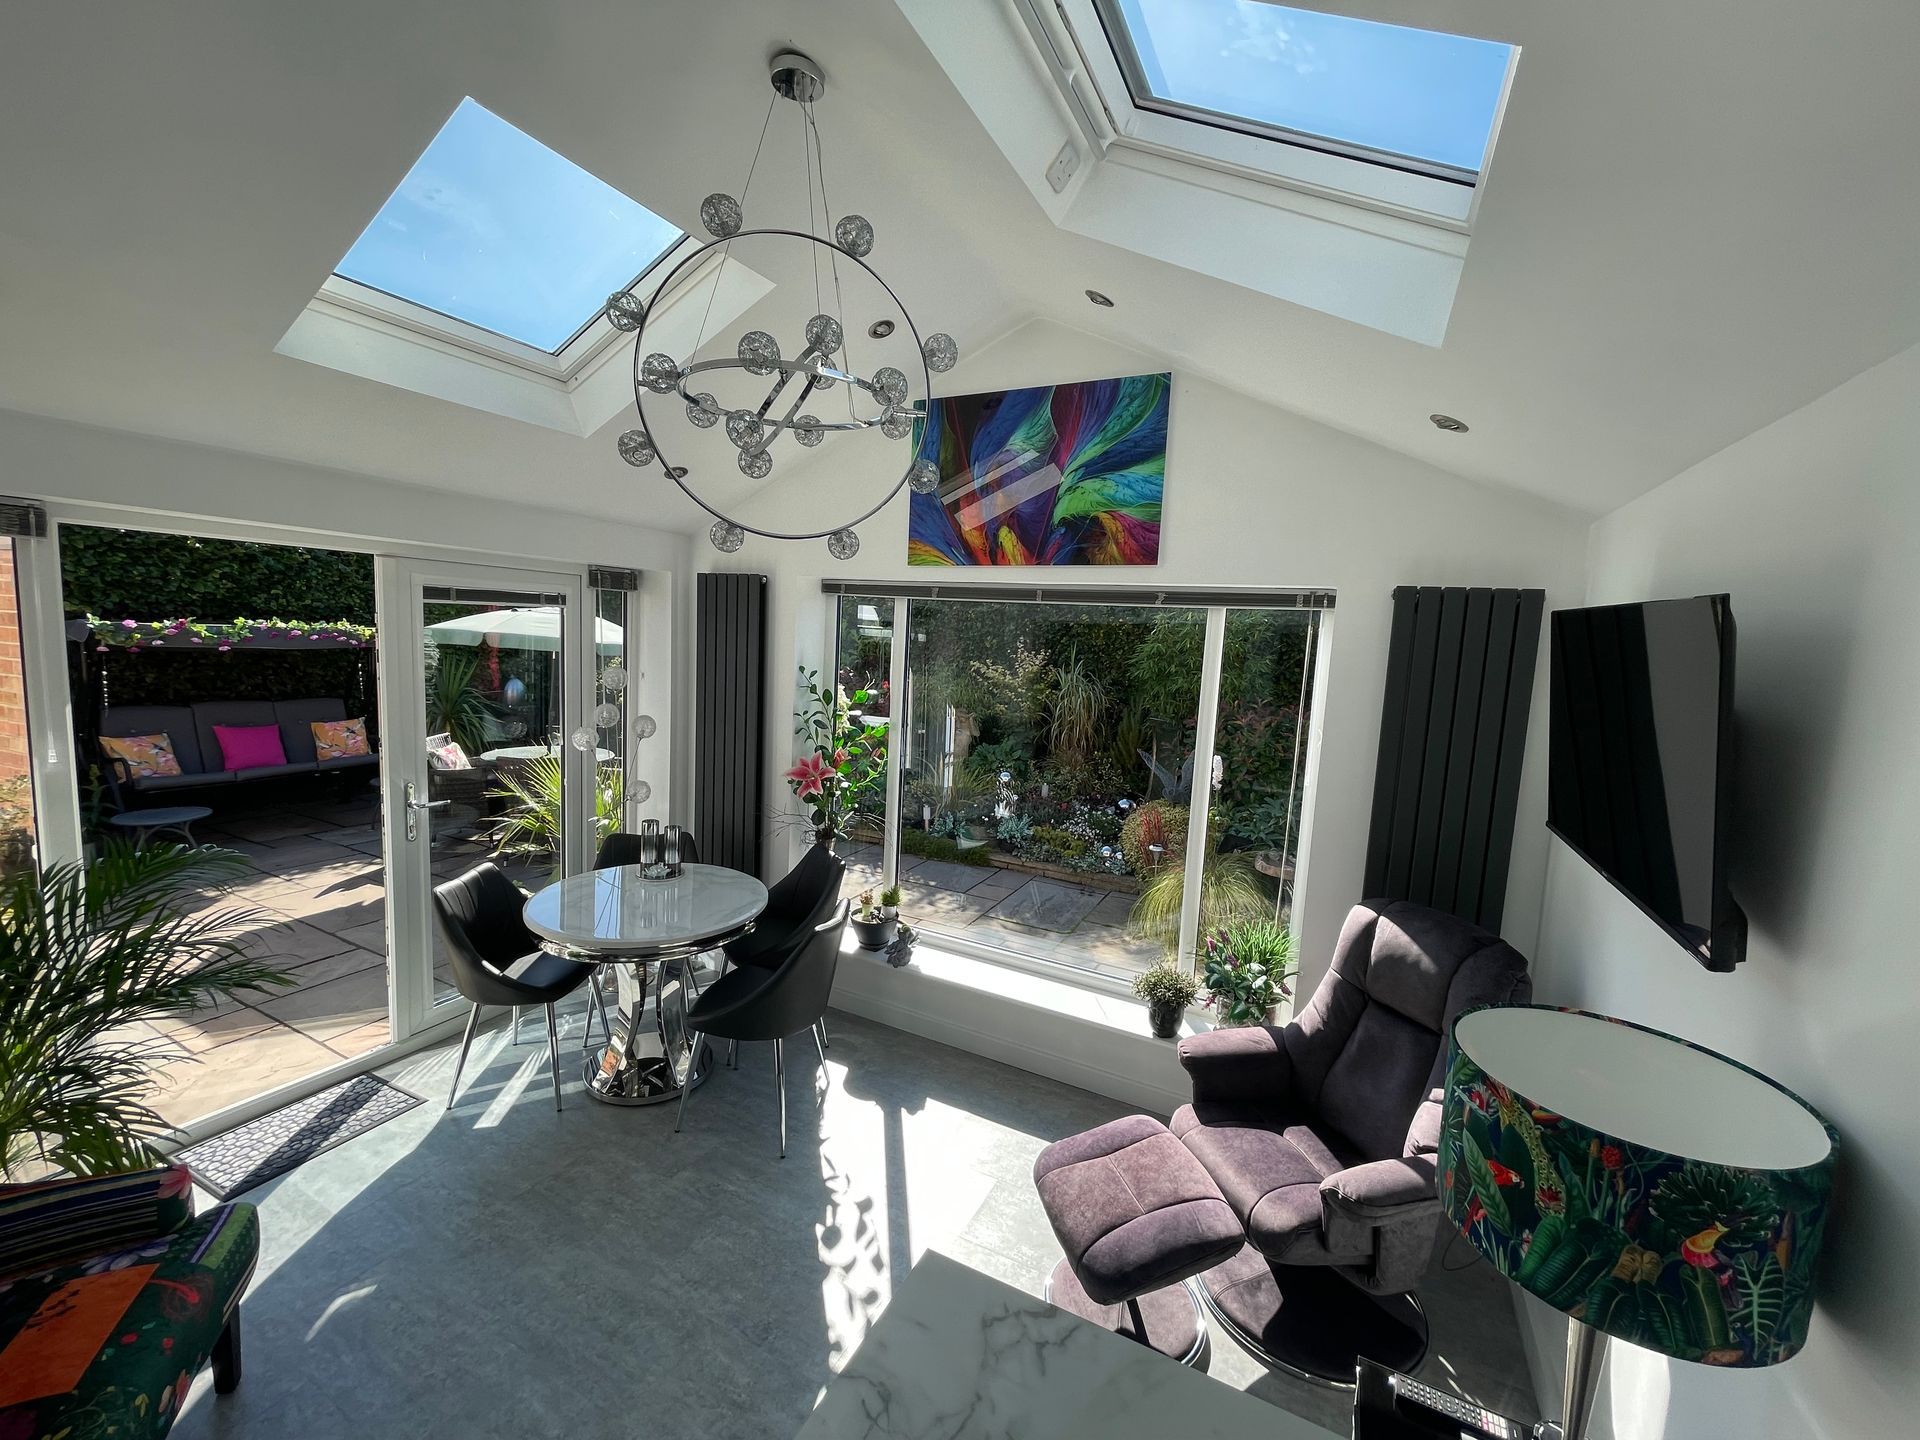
[851,914,898,950]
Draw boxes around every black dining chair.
[433,862,610,1113]
[720,843,846,1055]
[594,828,701,869]
[675,900,850,1158]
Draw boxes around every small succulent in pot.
[1132,962,1200,1040]
[850,888,898,950]
[879,883,902,920]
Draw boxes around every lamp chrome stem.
[1536,1318,1607,1440]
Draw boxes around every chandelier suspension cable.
[806,100,860,423]
[692,92,777,362]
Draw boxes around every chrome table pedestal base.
[581,955,715,1107]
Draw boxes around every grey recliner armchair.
[1172,898,1531,1381]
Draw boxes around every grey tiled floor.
[168,1010,1539,1440]
[838,842,1166,979]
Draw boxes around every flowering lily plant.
[788,666,889,845]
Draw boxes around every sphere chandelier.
[604,51,958,557]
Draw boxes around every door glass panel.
[0,538,38,884]
[420,590,567,1004]
[592,587,632,837]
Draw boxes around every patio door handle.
[404,779,450,842]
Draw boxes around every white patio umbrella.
[424,607,623,655]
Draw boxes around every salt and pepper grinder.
[638,819,660,868]
[663,825,682,871]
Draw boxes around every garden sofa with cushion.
[0,1165,257,1437]
[99,699,377,803]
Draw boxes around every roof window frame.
[1047,0,1518,230]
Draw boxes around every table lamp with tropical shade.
[1440,1005,1838,1439]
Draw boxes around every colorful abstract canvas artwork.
[907,372,1168,566]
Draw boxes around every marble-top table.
[523,863,767,1105]
[795,1250,1338,1439]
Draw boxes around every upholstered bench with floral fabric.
[0,1165,257,1438]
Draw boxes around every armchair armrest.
[1176,1024,1294,1105]
[0,1164,194,1283]
[1320,1155,1442,1294]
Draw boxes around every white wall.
[1524,343,1920,1437]
[705,319,1589,993]
[0,406,693,850]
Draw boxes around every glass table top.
[522,863,767,954]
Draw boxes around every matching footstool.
[1032,1114,1244,1369]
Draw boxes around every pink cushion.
[212,723,287,770]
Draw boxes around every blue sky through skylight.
[1112,1,1512,173]
[335,98,683,353]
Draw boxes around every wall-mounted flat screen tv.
[1547,595,1746,971]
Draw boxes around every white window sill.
[830,930,1212,1114]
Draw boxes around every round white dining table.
[522,863,767,1106]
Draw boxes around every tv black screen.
[1547,595,1746,971]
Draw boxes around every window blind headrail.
[421,585,568,607]
[819,580,1334,611]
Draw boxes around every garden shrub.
[900,829,994,866]
[1121,800,1188,875]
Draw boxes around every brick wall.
[0,542,32,781]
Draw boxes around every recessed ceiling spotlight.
[1085,289,1115,308]
[1429,413,1469,433]
[868,319,895,339]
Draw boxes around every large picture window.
[827,585,1328,984]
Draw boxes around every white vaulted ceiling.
[1,0,1916,525]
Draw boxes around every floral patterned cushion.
[311,717,371,761]
[99,734,182,779]
[425,733,472,771]
[0,1197,257,1439]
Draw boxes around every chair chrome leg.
[446,1004,484,1110]
[674,1031,702,1134]
[775,1035,787,1159]
[544,1004,563,1112]
[512,1005,524,1044]
[729,1038,738,1070]
[817,1015,830,1050]
[812,1018,827,1070]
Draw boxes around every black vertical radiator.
[693,572,766,876]
[1362,586,1545,931]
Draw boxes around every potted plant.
[850,889,898,950]
[788,667,889,849]
[1,844,293,1179]
[1200,918,1297,1027]
[879,883,901,920]
[1132,962,1199,1040]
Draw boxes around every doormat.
[176,1073,422,1200]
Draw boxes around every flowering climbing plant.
[788,666,888,846]
[86,615,374,652]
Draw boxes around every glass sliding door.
[381,560,588,1040]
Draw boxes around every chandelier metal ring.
[625,227,934,546]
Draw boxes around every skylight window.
[334,97,683,354]
[1097,0,1514,179]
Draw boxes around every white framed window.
[1033,0,1517,227]
[822,582,1331,994]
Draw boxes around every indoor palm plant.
[1200,917,1296,1026]
[1132,961,1199,1039]
[0,844,292,1180]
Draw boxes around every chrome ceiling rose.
[605,48,958,556]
